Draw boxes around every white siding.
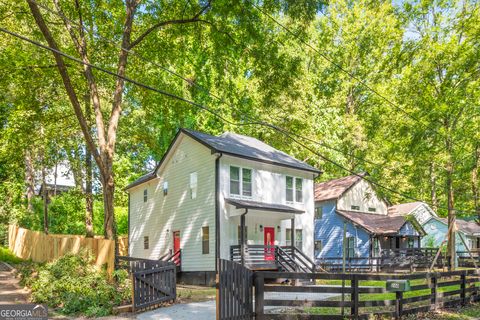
[129,135,216,272]
[337,179,388,215]
[411,204,436,225]
[218,155,315,262]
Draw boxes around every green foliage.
[0,246,23,264]
[20,251,131,317]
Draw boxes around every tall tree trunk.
[445,138,456,270]
[25,150,35,212]
[102,165,116,239]
[473,144,480,221]
[53,160,58,197]
[85,93,94,237]
[39,132,48,234]
[430,162,438,212]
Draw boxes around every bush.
[19,251,131,317]
[0,246,23,264]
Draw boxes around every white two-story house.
[126,129,320,285]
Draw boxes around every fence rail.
[253,269,480,319]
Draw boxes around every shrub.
[21,251,130,317]
[0,246,23,264]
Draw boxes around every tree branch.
[26,0,106,176]
[129,1,211,49]
[53,0,107,154]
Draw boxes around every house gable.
[410,203,437,225]
[337,179,388,215]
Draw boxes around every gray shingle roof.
[183,129,321,174]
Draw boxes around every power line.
[0,26,475,215]
[245,0,478,158]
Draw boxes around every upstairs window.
[163,181,168,195]
[143,189,148,202]
[315,206,323,220]
[286,176,294,202]
[295,178,303,202]
[190,172,198,199]
[286,176,303,203]
[230,166,253,197]
[351,205,360,211]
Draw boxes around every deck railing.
[230,245,315,272]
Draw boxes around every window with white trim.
[346,236,355,258]
[286,176,303,203]
[314,240,322,257]
[143,189,148,202]
[190,172,198,199]
[286,228,303,248]
[229,166,253,197]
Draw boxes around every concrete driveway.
[136,288,341,319]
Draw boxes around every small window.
[351,205,360,211]
[347,237,355,258]
[143,189,148,202]
[315,206,323,220]
[163,181,168,195]
[144,236,149,250]
[295,178,303,202]
[230,166,240,195]
[407,238,415,249]
[286,176,294,202]
[314,240,322,257]
[242,168,252,197]
[202,226,209,254]
[190,172,198,199]
[368,207,376,212]
[237,225,248,245]
[286,228,303,248]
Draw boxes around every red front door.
[173,231,180,265]
[264,227,275,261]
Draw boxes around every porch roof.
[225,198,304,214]
[336,210,424,236]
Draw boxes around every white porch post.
[241,211,247,266]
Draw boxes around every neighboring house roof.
[182,129,320,174]
[225,198,304,214]
[438,218,480,236]
[37,183,74,196]
[336,210,425,236]
[388,202,424,216]
[126,128,321,190]
[314,173,366,202]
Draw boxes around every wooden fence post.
[351,274,358,319]
[395,291,403,319]
[254,273,265,320]
[430,274,438,310]
[461,270,467,305]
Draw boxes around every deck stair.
[159,249,181,272]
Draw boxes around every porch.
[225,198,315,273]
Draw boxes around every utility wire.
[28,0,390,170]
[0,25,475,215]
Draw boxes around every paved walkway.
[0,262,29,305]
[136,289,341,319]
[137,300,216,320]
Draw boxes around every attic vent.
[351,205,360,211]
[368,207,376,212]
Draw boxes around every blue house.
[314,174,425,261]
[389,202,480,253]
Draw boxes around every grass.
[0,246,23,264]
[176,285,216,303]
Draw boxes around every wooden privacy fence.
[8,225,115,274]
